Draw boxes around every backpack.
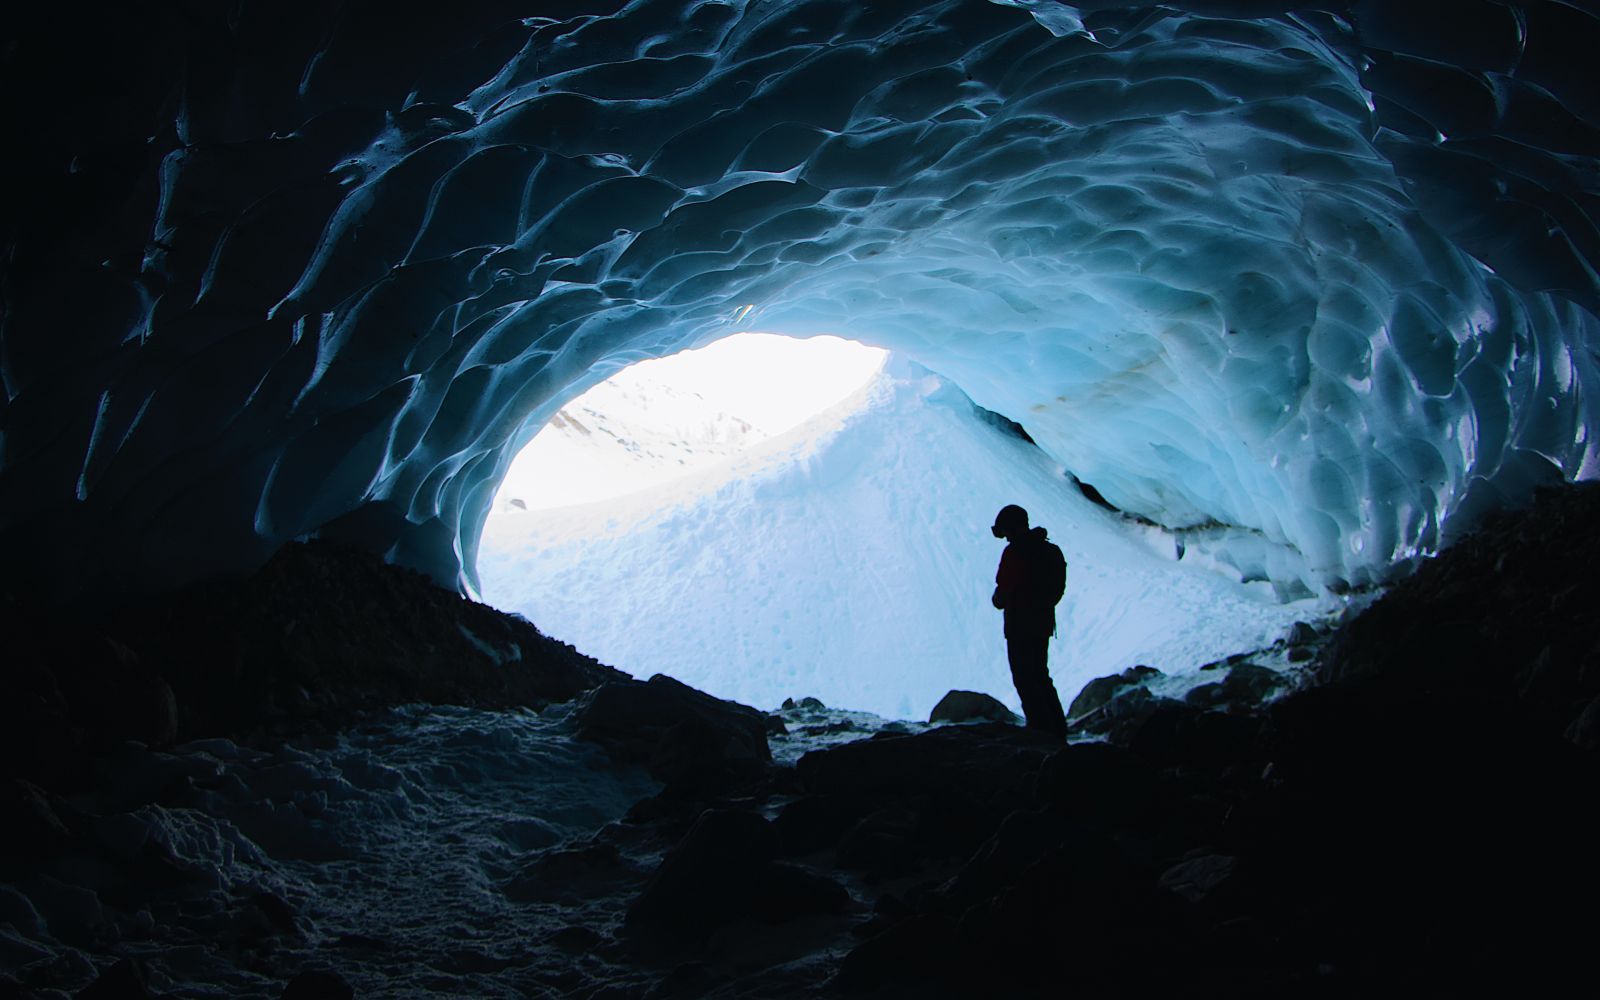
[1037,539,1067,607]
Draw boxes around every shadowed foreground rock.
[4,487,1598,998]
[2,540,625,790]
[604,485,1600,997]
[625,809,850,951]
[576,674,779,795]
[927,690,1017,725]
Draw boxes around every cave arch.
[2,1,1598,604]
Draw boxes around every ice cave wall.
[2,0,1598,603]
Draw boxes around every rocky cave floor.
[5,485,1600,998]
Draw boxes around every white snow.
[493,334,885,511]
[480,357,1333,720]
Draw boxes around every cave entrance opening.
[475,333,1322,722]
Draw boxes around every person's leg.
[1007,632,1066,735]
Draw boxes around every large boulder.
[791,725,1062,872]
[625,809,849,949]
[280,970,355,1000]
[504,842,647,905]
[1034,742,1161,828]
[928,690,1018,725]
[1067,665,1162,720]
[76,960,155,1000]
[1125,703,1263,766]
[796,724,1056,804]
[577,674,773,792]
[833,914,962,993]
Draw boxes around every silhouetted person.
[990,504,1068,736]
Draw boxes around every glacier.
[2,1,1597,608]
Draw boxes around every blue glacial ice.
[4,2,1597,606]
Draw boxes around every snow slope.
[494,376,767,512]
[480,360,1331,719]
[494,334,884,511]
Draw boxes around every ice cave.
[3,1,1599,996]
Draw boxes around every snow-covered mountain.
[493,371,772,512]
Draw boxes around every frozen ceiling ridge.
[1,0,1598,601]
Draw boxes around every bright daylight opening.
[490,333,887,511]
[477,333,1326,722]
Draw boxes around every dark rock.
[251,891,298,936]
[1316,483,1600,711]
[1181,664,1289,715]
[647,962,718,999]
[1514,645,1575,705]
[4,542,625,776]
[792,726,1057,868]
[0,975,41,1000]
[834,805,920,877]
[834,914,962,993]
[505,843,644,904]
[939,809,1061,909]
[1101,689,1176,744]
[781,697,825,710]
[4,778,74,859]
[749,861,855,923]
[774,794,872,856]
[1068,664,1162,719]
[797,724,1055,804]
[52,638,179,752]
[799,720,863,737]
[1158,853,1238,903]
[1286,621,1320,646]
[965,821,1149,945]
[626,809,848,948]
[577,675,771,792]
[1127,703,1261,766]
[549,925,603,952]
[1184,682,1225,709]
[76,960,154,1000]
[1568,694,1600,750]
[928,690,1017,725]
[1035,742,1160,827]
[280,970,354,1000]
[142,540,621,738]
[1219,663,1288,706]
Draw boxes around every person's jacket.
[993,527,1059,638]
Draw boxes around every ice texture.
[480,361,1325,719]
[2,3,1599,601]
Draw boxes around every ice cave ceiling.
[2,0,1598,602]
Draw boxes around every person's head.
[991,504,1029,540]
